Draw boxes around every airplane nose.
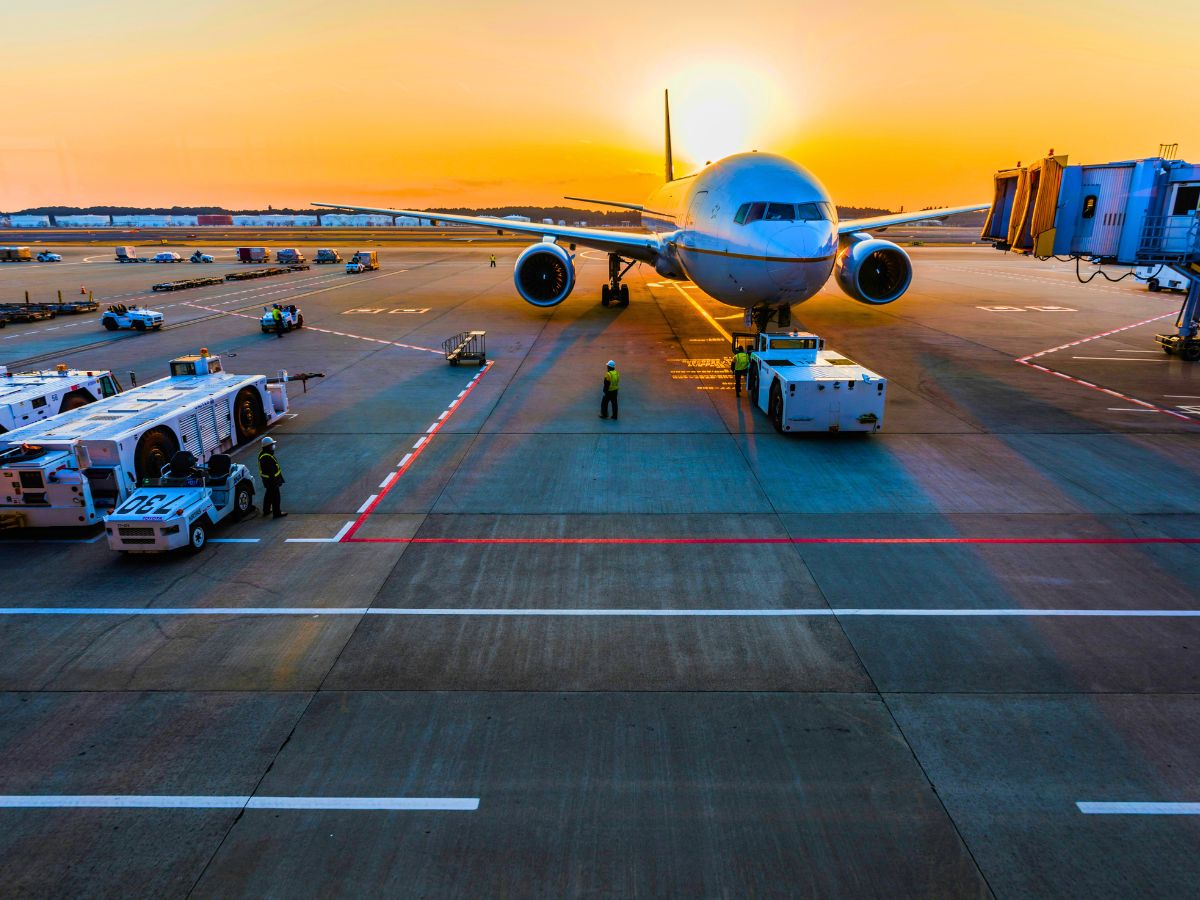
[766,223,834,291]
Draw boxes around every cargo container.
[236,247,269,264]
[0,247,33,263]
[346,250,379,273]
[276,248,306,265]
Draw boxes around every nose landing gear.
[601,253,635,307]
[751,303,792,331]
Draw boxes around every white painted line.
[379,472,398,490]
[1165,395,1200,399]
[425,422,438,433]
[1070,356,1164,362]
[397,453,413,468]
[437,410,449,420]
[332,521,354,542]
[357,495,378,514]
[2,607,1199,618]
[0,795,478,811]
[208,538,261,544]
[1114,349,1160,353]
[413,437,427,450]
[1077,802,1200,815]
[284,538,337,543]
[1108,408,1158,412]
[0,608,369,616]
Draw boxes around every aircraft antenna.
[664,89,674,183]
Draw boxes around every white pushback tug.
[0,349,287,530]
[0,365,122,434]
[737,331,887,433]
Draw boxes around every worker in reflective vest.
[258,436,287,518]
[271,305,284,338]
[731,346,751,397]
[600,360,620,420]
[489,254,497,268]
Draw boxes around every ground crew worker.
[271,304,284,338]
[489,254,497,268]
[258,436,286,519]
[731,344,751,397]
[599,360,620,420]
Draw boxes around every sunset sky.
[3,0,1196,212]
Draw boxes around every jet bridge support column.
[1155,265,1200,361]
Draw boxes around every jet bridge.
[985,152,1200,359]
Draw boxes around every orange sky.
[3,0,1196,211]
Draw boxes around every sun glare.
[668,63,792,170]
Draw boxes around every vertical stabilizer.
[664,89,674,183]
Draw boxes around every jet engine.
[834,235,912,305]
[513,242,575,307]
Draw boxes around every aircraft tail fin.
[664,89,674,183]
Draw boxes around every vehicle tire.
[233,388,265,443]
[1182,344,1200,363]
[59,391,92,413]
[134,427,179,481]
[233,482,253,520]
[296,314,304,328]
[769,381,784,433]
[1148,278,1161,292]
[1163,345,1175,356]
[186,520,208,553]
[153,323,162,330]
[601,284,611,306]
[747,360,759,398]
[619,284,630,306]
[134,320,146,331]
[103,318,118,331]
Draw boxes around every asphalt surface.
[0,244,1198,897]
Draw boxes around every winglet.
[664,89,674,183]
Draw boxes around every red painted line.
[343,362,493,541]
[341,536,1200,545]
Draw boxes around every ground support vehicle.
[0,350,288,529]
[737,331,887,433]
[190,251,215,264]
[152,276,224,292]
[115,246,149,263]
[261,305,304,334]
[443,331,487,367]
[236,247,269,264]
[101,304,163,331]
[276,248,306,265]
[104,451,255,552]
[224,266,292,283]
[315,249,342,264]
[0,367,121,434]
[0,304,55,324]
[42,297,100,314]
[0,247,33,263]
[346,250,379,273]
[153,252,183,263]
[35,251,62,262]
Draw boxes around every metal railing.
[1138,215,1200,262]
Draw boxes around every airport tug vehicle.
[260,304,304,333]
[104,450,254,552]
[101,303,164,331]
[35,251,62,262]
[189,250,215,264]
[0,366,122,434]
[0,350,287,530]
[737,331,887,433]
[345,250,379,274]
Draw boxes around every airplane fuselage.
[639,152,839,308]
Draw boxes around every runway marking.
[344,535,1200,545]
[208,538,260,544]
[1016,311,1195,423]
[1,607,1198,618]
[1076,802,1200,815]
[284,521,354,544]
[343,362,494,542]
[669,281,733,341]
[1071,356,1164,362]
[0,795,478,811]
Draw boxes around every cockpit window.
[735,201,834,225]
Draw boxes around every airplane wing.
[312,202,661,263]
[837,204,990,234]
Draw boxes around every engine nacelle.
[834,235,912,305]
[513,242,575,307]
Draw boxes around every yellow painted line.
[669,281,732,342]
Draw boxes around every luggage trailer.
[0,351,287,529]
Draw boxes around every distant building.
[54,214,110,227]
[112,215,170,227]
[319,213,395,227]
[10,215,50,228]
[502,215,531,223]
[542,218,554,224]
[170,215,199,227]
[197,214,234,226]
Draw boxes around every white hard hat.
[261,436,276,446]
[607,360,616,367]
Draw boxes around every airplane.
[316,91,987,330]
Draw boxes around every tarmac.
[0,242,1198,897]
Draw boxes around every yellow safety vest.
[272,308,282,322]
[605,369,620,391]
[258,450,282,480]
[733,351,750,371]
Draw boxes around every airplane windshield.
[735,202,834,225]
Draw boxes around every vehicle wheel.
[233,387,265,443]
[59,392,91,413]
[153,323,162,330]
[186,520,208,553]
[769,381,784,433]
[619,284,630,306]
[1182,344,1200,363]
[747,361,759,398]
[1163,345,1175,356]
[297,314,304,328]
[134,427,179,481]
[1148,278,1161,292]
[233,482,253,520]
[601,284,611,306]
[134,320,146,331]
[103,318,118,331]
